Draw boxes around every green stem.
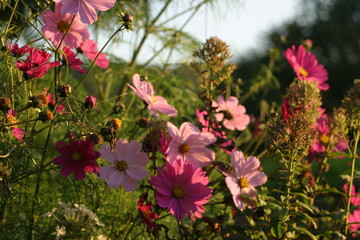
[345,129,360,235]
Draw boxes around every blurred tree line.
[234,0,360,114]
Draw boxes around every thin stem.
[345,129,360,235]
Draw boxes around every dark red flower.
[8,43,33,57]
[62,46,87,74]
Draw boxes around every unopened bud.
[138,118,148,128]
[83,96,97,109]
[113,102,125,115]
[57,84,71,97]
[123,13,134,23]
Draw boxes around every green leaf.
[292,226,317,240]
[293,211,317,229]
[271,221,286,238]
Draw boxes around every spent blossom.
[53,0,116,25]
[128,74,177,118]
[5,110,26,141]
[98,139,149,191]
[284,45,329,90]
[148,159,212,220]
[212,95,250,131]
[222,151,267,210]
[166,122,216,168]
[42,4,90,49]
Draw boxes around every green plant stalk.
[345,129,360,235]
[28,123,53,240]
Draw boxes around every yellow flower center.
[116,160,128,171]
[179,143,190,154]
[172,185,185,198]
[150,95,157,103]
[58,20,70,33]
[238,177,249,188]
[319,134,330,145]
[72,152,81,162]
[299,66,309,77]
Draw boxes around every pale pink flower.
[78,39,109,69]
[98,139,149,191]
[62,46,87,73]
[42,4,90,49]
[148,159,212,220]
[212,96,250,131]
[166,122,216,168]
[53,0,116,25]
[284,45,329,90]
[222,151,267,210]
[128,74,177,118]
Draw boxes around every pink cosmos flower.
[53,0,116,25]
[42,4,90,49]
[222,151,267,210]
[128,74,177,118]
[5,110,26,141]
[308,113,347,162]
[348,209,360,237]
[158,132,171,157]
[53,138,100,180]
[196,109,234,154]
[62,46,87,73]
[284,45,329,90]
[98,139,149,191]
[15,48,60,79]
[78,39,109,69]
[212,96,250,131]
[344,183,360,206]
[148,159,212,220]
[166,122,216,168]
[7,43,33,57]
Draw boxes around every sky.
[106,0,300,63]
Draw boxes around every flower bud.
[39,110,54,122]
[0,97,11,112]
[83,96,97,109]
[113,102,125,115]
[57,84,71,97]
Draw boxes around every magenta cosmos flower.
[284,45,329,91]
[349,209,360,237]
[148,159,212,220]
[62,46,87,73]
[167,122,216,168]
[53,138,100,180]
[212,95,250,131]
[15,48,60,79]
[98,139,149,191]
[53,0,116,25]
[78,39,109,69]
[308,112,347,162]
[344,183,360,206]
[8,43,33,58]
[222,151,267,210]
[5,110,26,141]
[128,74,177,118]
[42,4,90,49]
